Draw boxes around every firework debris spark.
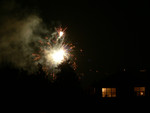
[55,26,67,39]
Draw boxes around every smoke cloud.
[0,0,48,73]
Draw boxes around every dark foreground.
[1,65,149,113]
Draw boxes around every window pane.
[134,87,146,96]
[112,92,116,96]
[102,88,107,97]
[106,92,112,97]
[102,92,106,97]
[106,88,111,93]
[102,88,116,98]
[102,88,106,93]
[112,94,116,97]
[139,87,145,91]
[137,92,140,96]
[112,88,116,92]
[112,88,116,97]
[134,87,140,91]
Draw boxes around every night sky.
[0,0,150,77]
[39,0,150,73]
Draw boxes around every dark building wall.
[86,69,150,105]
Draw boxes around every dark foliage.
[0,62,88,112]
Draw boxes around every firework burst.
[32,27,76,79]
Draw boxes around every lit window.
[134,87,145,96]
[102,88,116,98]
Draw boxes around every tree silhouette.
[53,60,83,110]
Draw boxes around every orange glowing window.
[102,88,116,98]
[134,87,145,96]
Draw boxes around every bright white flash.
[51,49,66,64]
[59,31,64,38]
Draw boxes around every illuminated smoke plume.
[0,1,47,73]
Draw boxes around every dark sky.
[1,0,150,75]
[36,0,150,73]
